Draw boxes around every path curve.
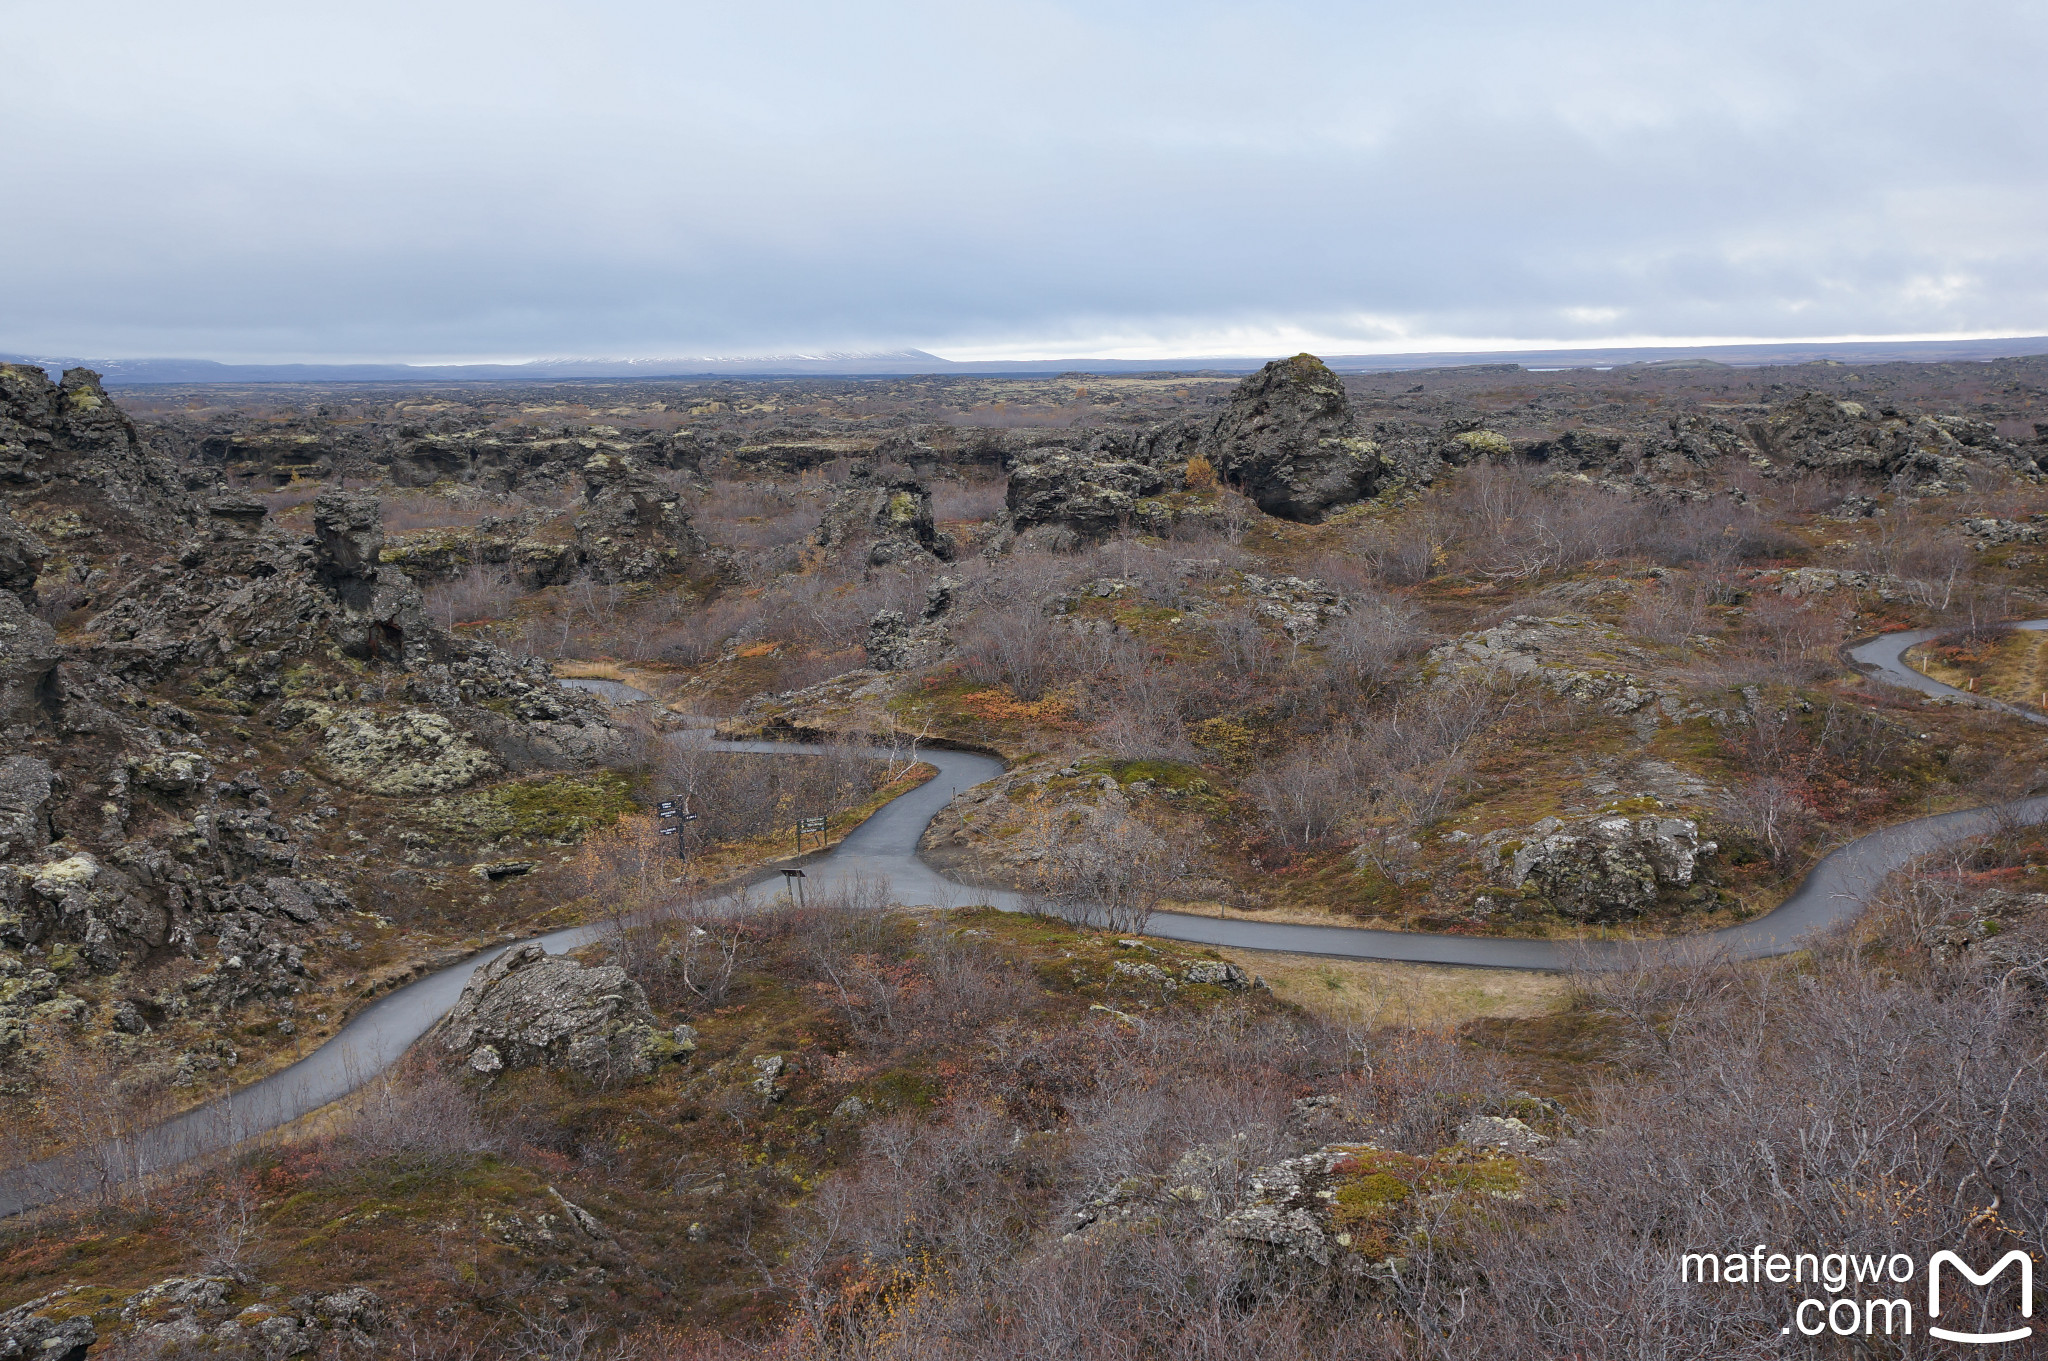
[4,630,2041,1214]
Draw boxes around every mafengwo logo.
[1929,1251,2032,1346]
[1681,1245,2033,1342]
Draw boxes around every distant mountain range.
[5,336,2046,385]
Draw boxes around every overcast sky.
[4,0,2045,363]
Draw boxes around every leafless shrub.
[175,1170,268,1282]
[693,479,818,559]
[1718,589,1851,682]
[1620,572,1723,645]
[1319,591,1430,691]
[1247,741,1359,850]
[15,1020,175,1208]
[606,888,757,1014]
[1072,631,1200,760]
[1853,511,1976,610]
[1353,511,1450,585]
[1018,805,1187,933]
[422,563,522,628]
[346,1051,499,1172]
[1447,925,2048,1358]
[932,476,1007,523]
[1357,675,1523,835]
[957,597,1064,700]
[1216,489,1259,545]
[1204,601,1287,679]
[656,734,884,851]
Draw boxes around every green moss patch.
[425,772,638,843]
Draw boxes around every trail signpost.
[657,799,699,864]
[797,814,827,853]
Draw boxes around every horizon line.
[8,329,2048,371]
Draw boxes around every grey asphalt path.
[6,630,2038,1215]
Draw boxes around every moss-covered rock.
[424,771,637,843]
[283,700,498,795]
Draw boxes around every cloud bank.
[5,0,2044,362]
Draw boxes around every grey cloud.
[3,0,2044,360]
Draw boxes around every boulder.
[130,750,211,794]
[1200,354,1386,521]
[1457,1114,1550,1154]
[1480,814,1714,922]
[441,941,673,1080]
[1182,959,1251,990]
[752,1052,788,1099]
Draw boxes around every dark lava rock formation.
[1200,353,1388,521]
[0,364,626,1081]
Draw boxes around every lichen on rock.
[283,700,498,795]
[440,941,675,1081]
[1479,814,1714,921]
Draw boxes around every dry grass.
[1213,948,1569,1025]
[1907,628,2048,708]
[554,659,630,680]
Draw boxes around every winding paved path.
[4,633,2042,1215]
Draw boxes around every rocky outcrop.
[0,1277,384,1360]
[1925,888,2048,982]
[1750,393,2036,488]
[0,590,59,730]
[864,610,916,671]
[311,489,432,665]
[1427,615,1669,717]
[0,511,46,601]
[441,942,679,1081]
[862,576,957,671]
[1479,814,1714,921]
[380,510,583,587]
[717,668,903,743]
[814,470,956,565]
[1005,442,1185,542]
[1200,355,1387,521]
[1958,516,2047,548]
[278,701,498,795]
[573,452,705,582]
[0,390,625,1028]
[0,366,193,538]
[0,1289,95,1361]
[1238,573,1348,641]
[0,756,55,860]
[1067,1134,1529,1280]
